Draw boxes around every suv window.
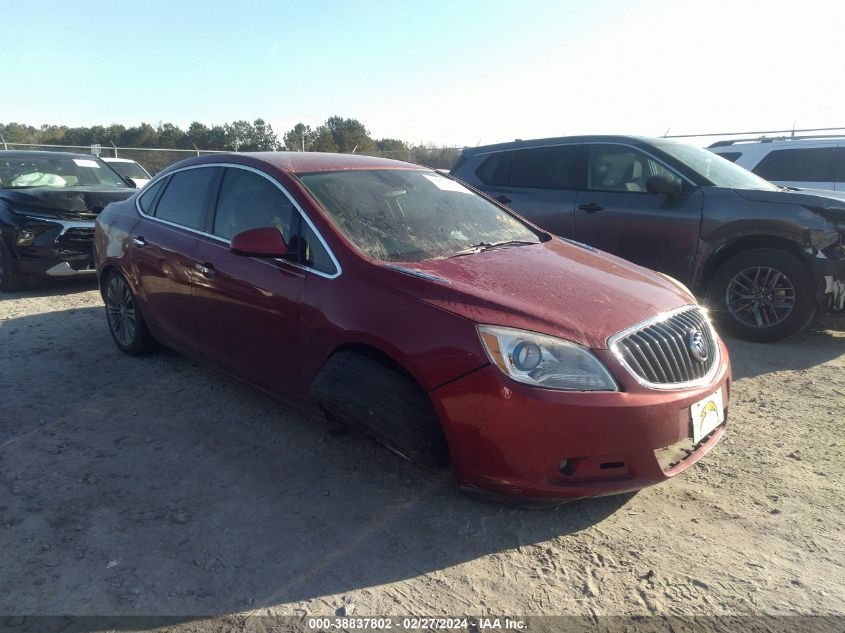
[213,168,295,241]
[716,151,742,163]
[476,151,514,187]
[154,167,218,230]
[753,147,842,182]
[509,146,579,189]
[588,145,680,193]
[476,146,578,189]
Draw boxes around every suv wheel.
[709,248,816,342]
[103,270,154,355]
[0,240,31,292]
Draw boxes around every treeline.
[0,119,281,151]
[0,116,463,168]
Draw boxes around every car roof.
[460,135,657,156]
[183,151,429,174]
[0,150,106,160]
[102,157,138,163]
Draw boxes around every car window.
[753,147,841,182]
[296,221,337,274]
[0,154,128,189]
[508,145,579,189]
[108,161,150,180]
[212,168,295,241]
[298,169,541,263]
[588,145,680,193]
[153,167,218,230]
[138,177,167,214]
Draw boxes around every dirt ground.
[1,279,843,624]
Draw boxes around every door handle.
[132,236,147,247]
[578,202,604,213]
[495,195,512,204]
[195,262,217,278]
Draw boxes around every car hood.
[735,187,845,227]
[378,239,696,350]
[0,186,136,220]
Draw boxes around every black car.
[0,151,136,291]
[451,136,845,341]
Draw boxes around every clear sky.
[3,0,843,147]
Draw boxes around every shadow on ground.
[0,306,633,618]
[725,314,845,380]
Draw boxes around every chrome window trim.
[606,304,721,391]
[474,141,696,188]
[134,162,342,280]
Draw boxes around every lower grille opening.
[600,461,625,470]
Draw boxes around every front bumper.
[3,217,97,277]
[431,338,731,499]
[812,247,845,311]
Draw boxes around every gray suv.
[451,136,845,341]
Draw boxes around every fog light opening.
[558,459,577,476]
[16,230,36,246]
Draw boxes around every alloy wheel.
[726,266,796,328]
[105,275,137,347]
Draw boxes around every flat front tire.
[103,270,154,355]
[708,248,817,342]
[311,352,450,467]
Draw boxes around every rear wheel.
[0,239,31,292]
[708,248,816,342]
[311,352,450,467]
[103,270,154,355]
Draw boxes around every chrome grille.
[609,306,719,388]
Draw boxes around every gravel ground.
[0,280,843,624]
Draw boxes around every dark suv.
[0,151,136,291]
[451,136,845,341]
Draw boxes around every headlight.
[477,325,618,392]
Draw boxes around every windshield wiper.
[448,239,539,258]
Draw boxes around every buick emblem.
[687,329,709,363]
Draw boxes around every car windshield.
[298,169,542,262]
[106,160,149,180]
[651,140,779,191]
[0,155,128,189]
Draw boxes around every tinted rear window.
[153,167,218,230]
[753,147,843,182]
[138,177,167,214]
[476,146,579,190]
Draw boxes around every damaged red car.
[95,153,730,499]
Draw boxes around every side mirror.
[646,175,682,196]
[230,227,289,257]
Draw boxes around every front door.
[192,166,306,400]
[574,144,704,284]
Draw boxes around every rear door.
[191,166,307,400]
[469,145,580,238]
[131,166,220,355]
[574,143,704,283]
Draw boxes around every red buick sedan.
[95,152,730,500]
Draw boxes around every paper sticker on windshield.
[423,174,470,193]
[73,159,100,168]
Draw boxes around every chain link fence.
[0,142,464,172]
[0,142,223,175]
